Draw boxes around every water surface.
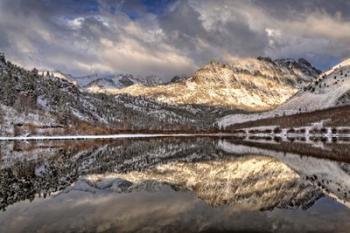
[0,137,350,233]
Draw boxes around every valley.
[1,52,350,141]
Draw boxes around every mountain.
[0,53,324,135]
[278,58,350,112]
[97,57,320,111]
[274,58,320,82]
[83,74,164,92]
[38,70,165,90]
[74,73,164,89]
[0,54,233,136]
[0,138,325,211]
[217,58,350,129]
[82,74,138,91]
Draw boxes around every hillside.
[218,58,350,129]
[219,105,350,131]
[0,54,234,136]
[93,57,320,111]
[279,58,350,112]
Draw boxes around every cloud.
[0,0,350,79]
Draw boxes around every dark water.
[0,137,350,233]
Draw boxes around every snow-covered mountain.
[38,70,165,90]
[278,58,350,112]
[82,74,138,91]
[0,52,326,134]
[274,58,320,82]
[0,54,233,136]
[218,58,350,129]
[83,74,164,92]
[101,57,320,111]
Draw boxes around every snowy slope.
[73,73,164,90]
[0,104,57,136]
[218,58,350,128]
[279,58,350,112]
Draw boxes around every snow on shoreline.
[0,133,235,141]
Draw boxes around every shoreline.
[0,133,238,141]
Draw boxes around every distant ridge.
[101,57,320,111]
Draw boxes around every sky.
[0,0,350,80]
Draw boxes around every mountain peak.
[109,56,320,111]
[277,57,350,112]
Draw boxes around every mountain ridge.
[38,71,166,90]
[218,57,350,129]
[95,57,320,111]
[0,52,333,135]
[0,54,234,136]
[278,57,350,112]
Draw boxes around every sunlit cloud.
[0,0,349,79]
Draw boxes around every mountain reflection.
[79,156,321,210]
[1,137,350,233]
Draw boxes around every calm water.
[0,137,350,233]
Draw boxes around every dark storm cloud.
[0,0,349,78]
[252,0,350,20]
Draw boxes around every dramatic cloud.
[0,0,349,79]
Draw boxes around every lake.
[0,136,350,233]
